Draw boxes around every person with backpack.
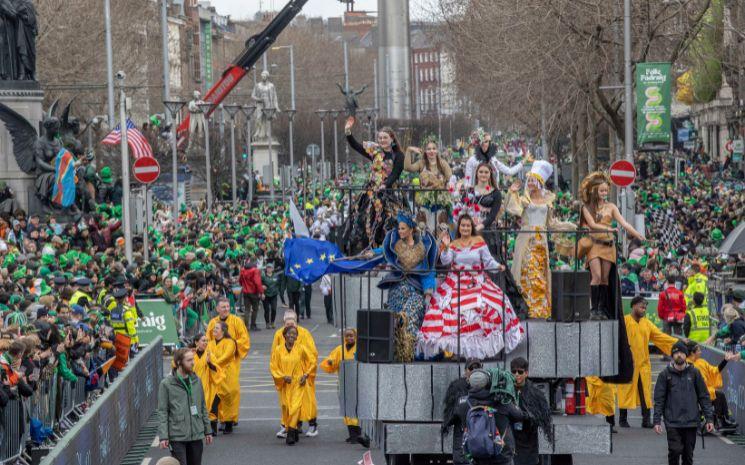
[653,340,714,465]
[451,369,524,465]
[442,358,484,465]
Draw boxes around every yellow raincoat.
[207,337,240,423]
[273,326,318,421]
[193,349,226,419]
[689,357,722,400]
[207,315,250,421]
[270,342,313,429]
[321,343,358,426]
[617,315,677,409]
[585,376,616,417]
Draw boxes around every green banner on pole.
[636,62,672,145]
[135,299,179,346]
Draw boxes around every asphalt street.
[137,294,743,465]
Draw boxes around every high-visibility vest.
[111,303,138,344]
[687,305,710,342]
[69,290,92,307]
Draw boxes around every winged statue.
[0,100,83,211]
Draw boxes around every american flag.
[101,118,154,159]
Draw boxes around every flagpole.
[118,73,133,262]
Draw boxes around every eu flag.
[283,237,382,285]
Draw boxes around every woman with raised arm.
[418,214,524,360]
[342,117,408,254]
[405,136,453,230]
[580,171,645,320]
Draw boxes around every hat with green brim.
[100,166,113,183]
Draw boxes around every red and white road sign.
[609,160,636,187]
[132,157,160,184]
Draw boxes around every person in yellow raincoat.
[207,298,250,429]
[686,341,738,431]
[320,328,370,447]
[585,376,618,432]
[272,310,318,438]
[207,321,239,434]
[192,333,226,436]
[618,296,677,428]
[270,326,313,446]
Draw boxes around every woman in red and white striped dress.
[417,215,524,360]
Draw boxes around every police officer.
[683,292,710,343]
[70,277,94,308]
[110,287,139,353]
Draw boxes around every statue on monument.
[251,70,280,141]
[337,82,367,118]
[0,100,87,213]
[0,0,37,81]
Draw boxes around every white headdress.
[528,160,553,186]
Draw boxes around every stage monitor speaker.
[551,270,591,322]
[357,309,395,363]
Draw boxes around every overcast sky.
[210,0,431,21]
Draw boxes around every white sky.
[209,0,431,21]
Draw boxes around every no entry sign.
[609,160,636,187]
[132,157,160,184]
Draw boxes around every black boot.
[590,285,603,320]
[641,411,653,429]
[210,421,218,436]
[619,409,630,428]
[224,421,233,434]
[606,415,618,434]
[597,285,610,320]
[346,425,358,443]
[286,428,297,445]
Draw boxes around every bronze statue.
[0,100,86,212]
[0,0,36,81]
[337,83,367,118]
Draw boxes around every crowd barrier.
[701,345,745,436]
[39,337,163,465]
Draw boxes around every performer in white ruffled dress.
[418,214,524,360]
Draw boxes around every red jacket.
[239,266,263,295]
[658,285,686,323]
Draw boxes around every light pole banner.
[636,62,672,145]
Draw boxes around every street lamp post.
[286,109,297,186]
[372,107,379,135]
[315,110,328,187]
[163,100,185,220]
[241,105,256,205]
[224,104,242,207]
[197,102,216,210]
[117,74,132,262]
[330,109,340,179]
[263,107,277,201]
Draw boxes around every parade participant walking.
[320,328,370,447]
[191,334,225,436]
[653,341,714,465]
[658,275,687,338]
[272,310,318,437]
[510,357,552,465]
[158,348,213,465]
[618,296,677,428]
[261,263,281,329]
[685,341,738,432]
[240,258,264,331]
[206,321,238,434]
[206,298,250,432]
[579,172,645,320]
[320,274,333,325]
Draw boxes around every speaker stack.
[551,270,591,321]
[356,309,395,363]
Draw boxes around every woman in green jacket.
[158,348,213,465]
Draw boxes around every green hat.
[189,261,204,271]
[197,235,212,249]
[39,266,51,278]
[41,254,55,266]
[12,266,27,280]
[79,253,93,266]
[100,166,113,183]
[710,228,723,242]
[39,281,52,296]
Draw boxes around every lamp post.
[315,110,328,188]
[372,107,379,135]
[163,99,185,220]
[224,104,242,207]
[286,109,297,186]
[263,107,277,201]
[197,102,216,210]
[116,73,132,262]
[330,109,340,179]
[241,105,256,205]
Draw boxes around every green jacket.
[283,274,302,293]
[157,373,211,442]
[57,352,78,382]
[262,271,281,298]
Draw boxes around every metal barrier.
[0,399,25,464]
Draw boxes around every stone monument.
[0,0,40,213]
[250,70,280,181]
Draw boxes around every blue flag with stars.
[283,237,382,285]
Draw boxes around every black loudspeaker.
[357,309,395,363]
[551,270,591,321]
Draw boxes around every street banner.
[135,299,179,346]
[636,62,672,145]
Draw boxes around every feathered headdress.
[421,133,439,147]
